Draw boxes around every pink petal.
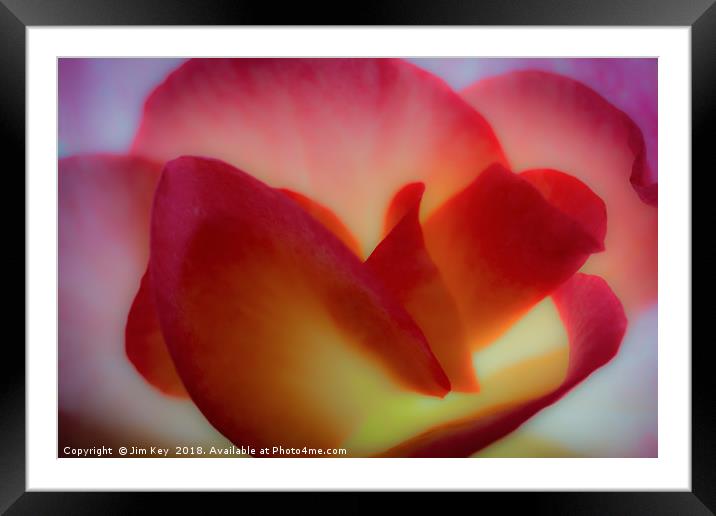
[131,58,506,255]
[462,71,657,314]
[59,154,226,450]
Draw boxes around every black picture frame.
[2,0,709,513]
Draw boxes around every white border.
[27,27,691,490]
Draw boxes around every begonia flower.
[59,58,656,457]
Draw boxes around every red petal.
[124,189,360,399]
[126,185,362,399]
[462,71,656,313]
[380,273,627,457]
[383,182,427,236]
[367,183,478,392]
[149,156,450,451]
[125,271,187,398]
[132,58,506,255]
[278,189,361,256]
[423,164,603,350]
[520,168,607,251]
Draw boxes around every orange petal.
[149,156,450,451]
[367,183,478,392]
[132,58,506,255]
[423,164,603,350]
[462,71,656,313]
[380,273,627,457]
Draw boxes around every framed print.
[4,0,709,513]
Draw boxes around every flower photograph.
[58,58,657,458]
